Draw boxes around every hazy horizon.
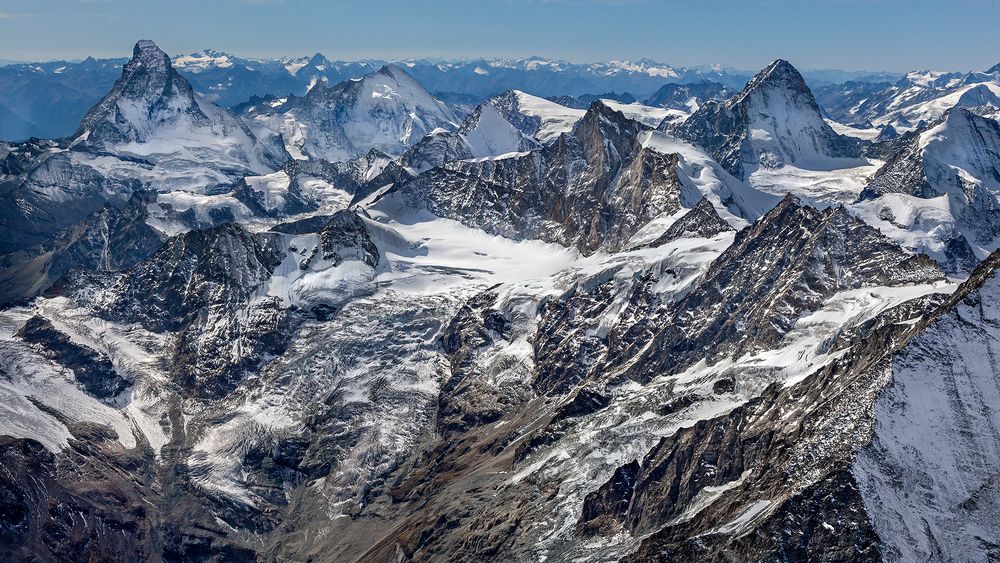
[0,0,997,73]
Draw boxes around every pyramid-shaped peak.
[375,63,412,79]
[307,52,328,65]
[750,59,807,88]
[763,59,798,75]
[75,38,207,145]
[124,39,173,77]
[133,39,167,59]
[727,59,813,107]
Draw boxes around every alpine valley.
[1,38,1000,563]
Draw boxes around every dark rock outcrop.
[389,101,686,254]
[16,316,130,400]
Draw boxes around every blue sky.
[0,0,997,72]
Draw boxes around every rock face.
[569,252,1000,562]
[0,431,159,563]
[616,194,943,381]
[102,222,286,397]
[245,64,460,162]
[673,59,862,178]
[852,251,1000,563]
[0,143,144,257]
[576,291,951,561]
[0,191,163,305]
[388,101,702,253]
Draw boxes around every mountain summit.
[672,59,862,178]
[244,63,459,162]
[76,40,206,146]
[75,39,286,175]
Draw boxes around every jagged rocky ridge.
[385,100,766,254]
[584,250,1000,562]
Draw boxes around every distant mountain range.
[0,50,912,141]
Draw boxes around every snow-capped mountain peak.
[733,59,809,101]
[855,107,1000,272]
[76,39,208,146]
[172,49,237,72]
[247,63,459,162]
[673,58,861,178]
[74,39,285,175]
[953,83,1000,110]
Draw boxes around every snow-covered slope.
[245,64,459,162]
[487,90,586,143]
[855,108,1000,272]
[853,253,1000,563]
[817,69,1000,132]
[873,81,1000,130]
[402,102,539,173]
